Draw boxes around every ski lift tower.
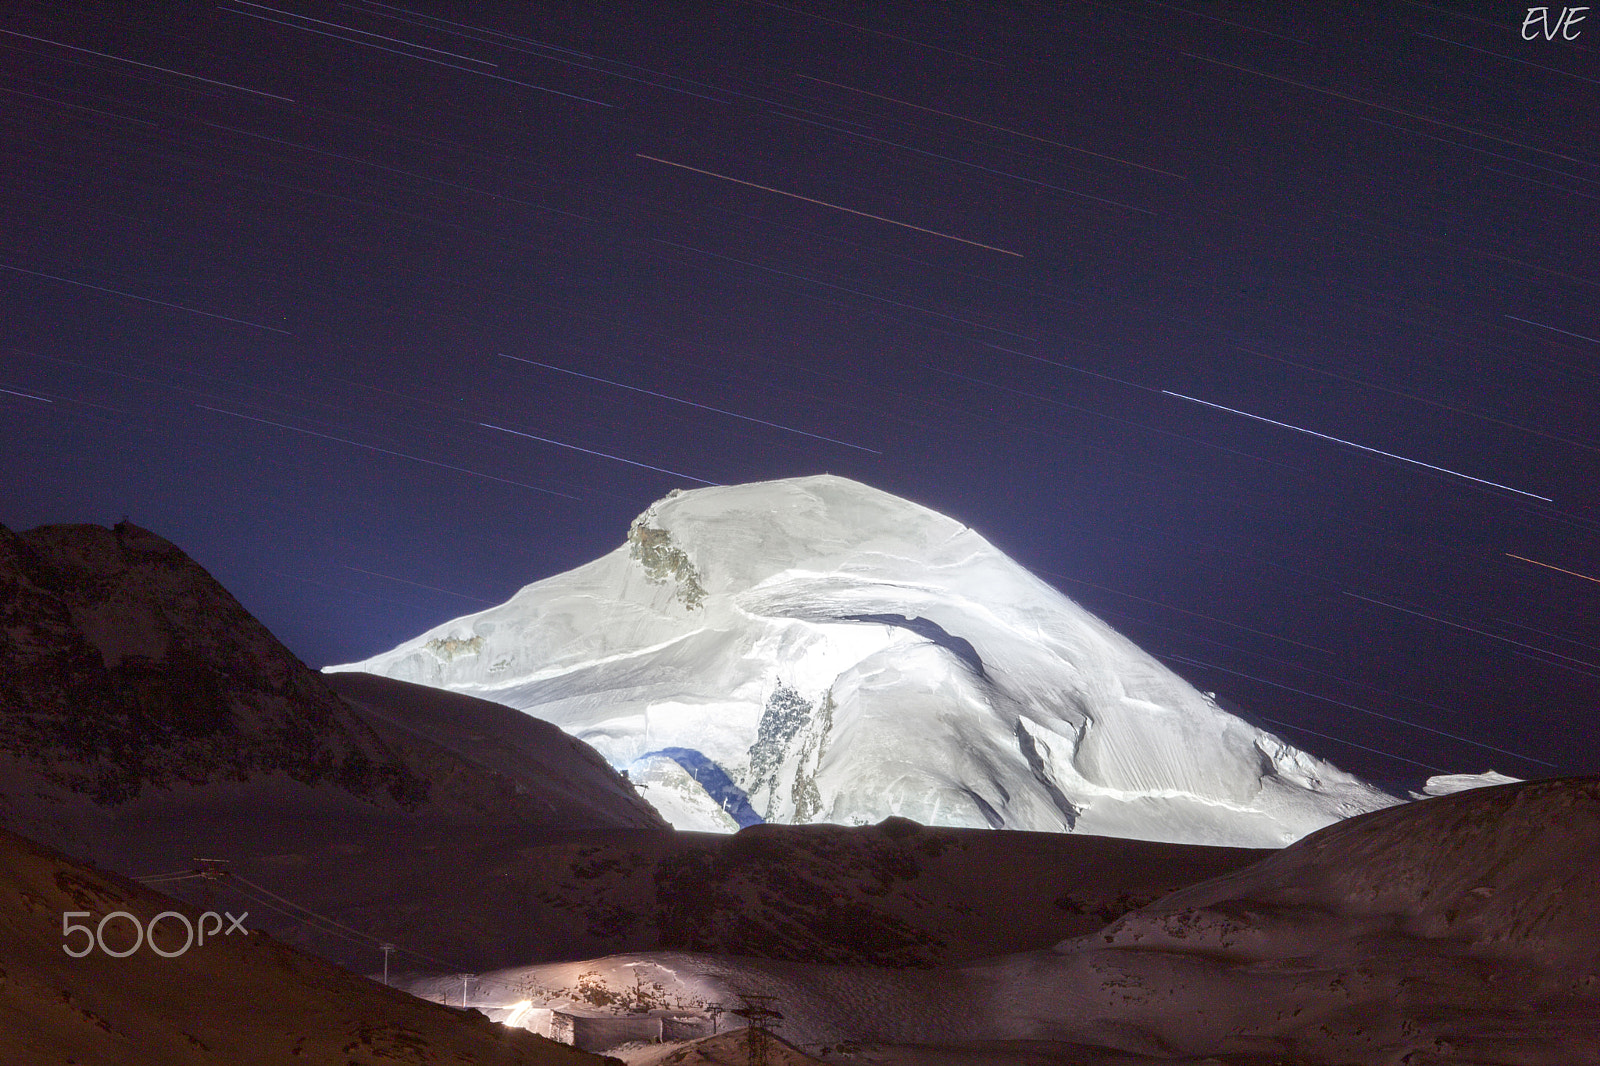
[731,992,782,1066]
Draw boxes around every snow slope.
[331,475,1395,846]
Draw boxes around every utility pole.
[380,943,395,986]
[193,857,229,911]
[731,993,782,1066]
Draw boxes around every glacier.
[327,475,1397,846]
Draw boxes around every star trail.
[3,1,1596,791]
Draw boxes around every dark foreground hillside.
[148,816,1265,974]
[0,825,611,1066]
[408,777,1600,1066]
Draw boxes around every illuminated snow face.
[331,475,1396,846]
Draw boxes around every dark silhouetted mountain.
[1,520,421,807]
[0,519,665,872]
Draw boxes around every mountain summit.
[330,475,1396,845]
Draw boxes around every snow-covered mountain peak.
[330,476,1398,846]
[629,475,971,598]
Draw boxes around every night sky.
[4,1,1597,792]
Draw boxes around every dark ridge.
[0,520,424,808]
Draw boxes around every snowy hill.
[331,475,1396,846]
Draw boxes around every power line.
[138,861,470,975]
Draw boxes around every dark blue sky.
[4,1,1596,791]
